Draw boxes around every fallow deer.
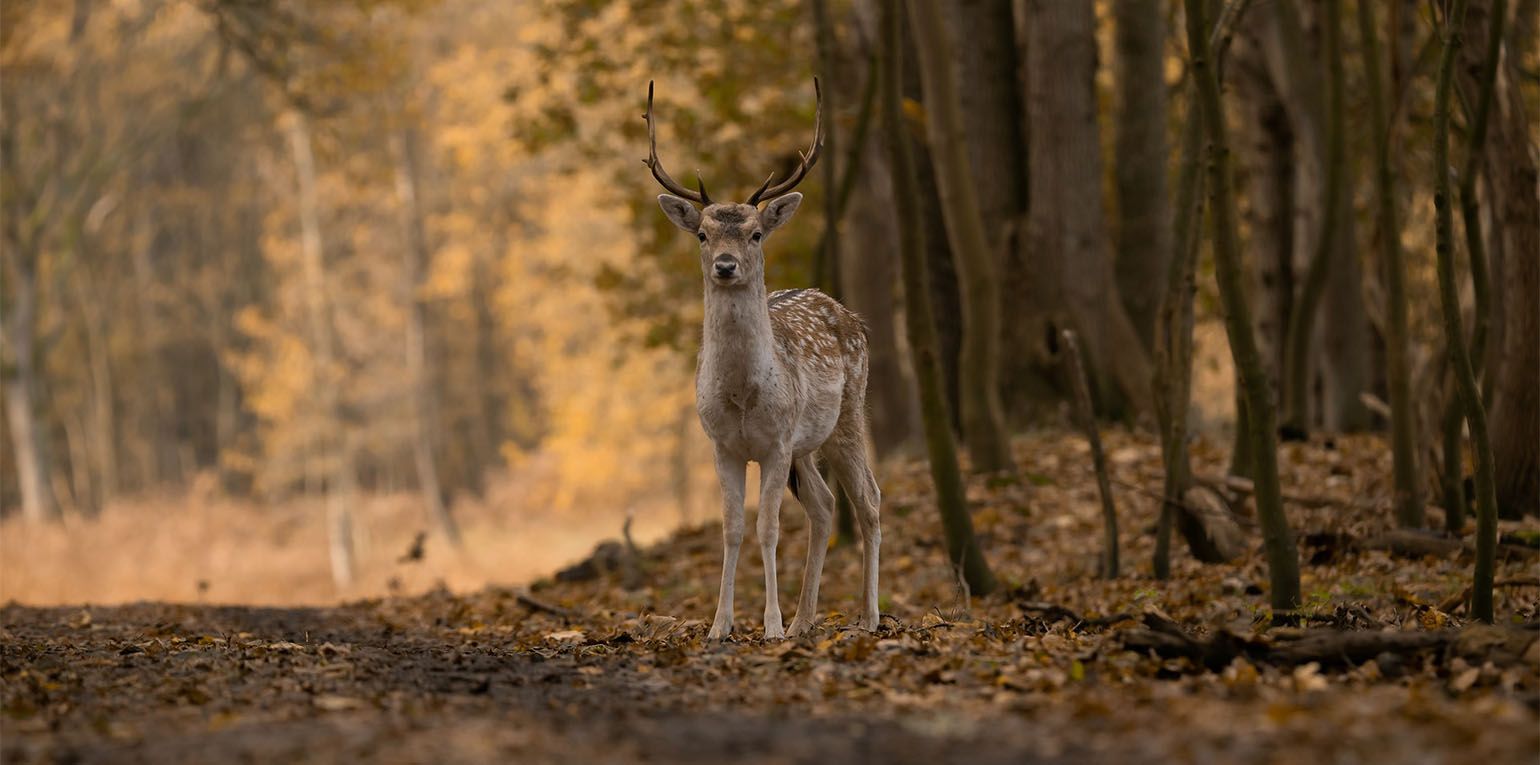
[645,80,881,640]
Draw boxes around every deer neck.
[701,279,779,390]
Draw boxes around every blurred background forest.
[1,0,1536,606]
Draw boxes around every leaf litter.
[2,430,1537,763]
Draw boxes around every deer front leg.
[708,450,747,640]
[757,450,792,640]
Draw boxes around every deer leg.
[787,453,833,637]
[756,450,791,640]
[829,443,882,631]
[708,450,747,640]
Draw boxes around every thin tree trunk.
[1063,330,1118,579]
[286,112,355,592]
[907,0,1013,473]
[882,0,996,596]
[1158,0,1254,576]
[1154,113,1204,580]
[1359,0,1422,528]
[392,125,462,547]
[1432,0,1498,622]
[1185,0,1301,613]
[1279,0,1346,437]
[1,259,59,524]
[1114,0,1172,353]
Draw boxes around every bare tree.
[1432,0,1498,621]
[1358,1,1421,528]
[286,113,356,591]
[906,0,1013,473]
[1184,0,1301,613]
[882,0,996,596]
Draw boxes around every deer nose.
[713,257,737,279]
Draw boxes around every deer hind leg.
[827,430,881,631]
[787,453,834,637]
[708,449,747,640]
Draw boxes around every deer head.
[646,80,822,288]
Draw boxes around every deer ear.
[759,192,802,233]
[658,194,702,233]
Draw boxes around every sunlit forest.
[2,0,1538,762]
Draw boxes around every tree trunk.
[908,0,1013,473]
[392,125,462,547]
[882,0,997,596]
[1184,0,1302,613]
[1276,0,1348,437]
[948,0,1038,424]
[286,112,355,592]
[1025,0,1154,418]
[1358,0,1422,528]
[841,10,921,457]
[1469,1,1540,518]
[1,262,59,524]
[1113,0,1172,353]
[1232,17,1294,391]
[1432,0,1499,621]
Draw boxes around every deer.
[645,79,881,641]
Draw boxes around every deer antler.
[746,77,823,206]
[643,81,712,206]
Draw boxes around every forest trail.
[5,432,1538,764]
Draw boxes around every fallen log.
[1119,615,1538,672]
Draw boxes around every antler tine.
[747,77,824,206]
[643,80,710,206]
[747,171,776,205]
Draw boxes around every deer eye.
[696,232,707,243]
[750,231,762,243]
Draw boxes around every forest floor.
[4,430,1538,764]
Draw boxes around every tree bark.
[1432,0,1499,622]
[882,0,997,596]
[1469,0,1540,518]
[1232,16,1293,393]
[0,259,60,524]
[1113,0,1172,353]
[907,0,1013,473]
[1025,0,1154,419]
[1358,0,1422,528]
[1184,0,1302,613]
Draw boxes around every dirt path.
[4,598,1536,765]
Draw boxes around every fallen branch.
[1015,600,1135,629]
[514,589,575,618]
[1437,577,1540,613]
[1207,473,1381,511]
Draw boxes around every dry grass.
[0,472,691,607]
